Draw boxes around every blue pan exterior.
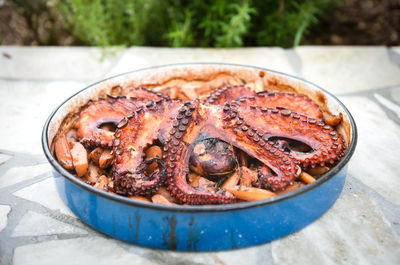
[42,63,357,251]
[53,165,346,251]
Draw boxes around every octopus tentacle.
[211,104,301,191]
[122,86,170,101]
[114,157,166,196]
[235,91,323,121]
[75,97,142,148]
[228,103,346,169]
[164,101,236,205]
[204,85,255,105]
[257,165,274,189]
[112,99,182,195]
[205,85,322,120]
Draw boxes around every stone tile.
[272,192,400,265]
[13,237,155,265]
[213,244,272,265]
[389,47,400,69]
[0,47,121,80]
[2,47,400,265]
[0,163,51,189]
[296,47,400,94]
[0,80,85,154]
[147,238,271,265]
[0,153,12,165]
[389,86,400,105]
[391,47,400,59]
[106,47,296,78]
[152,252,217,265]
[12,211,87,237]
[340,96,400,205]
[374,93,400,118]
[13,177,75,217]
[0,204,11,232]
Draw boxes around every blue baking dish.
[42,63,357,251]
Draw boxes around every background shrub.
[5,0,339,47]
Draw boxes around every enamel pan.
[42,63,357,251]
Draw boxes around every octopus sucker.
[57,81,348,204]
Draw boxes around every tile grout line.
[0,152,48,178]
[0,172,90,231]
[337,84,400,127]
[367,93,400,126]
[343,175,400,236]
[0,160,99,265]
[0,175,97,265]
[0,173,52,199]
[0,146,139,263]
[337,84,400,98]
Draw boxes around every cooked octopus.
[54,85,346,205]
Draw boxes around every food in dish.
[53,79,346,205]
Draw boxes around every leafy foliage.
[13,0,339,47]
[252,0,338,47]
[55,0,165,46]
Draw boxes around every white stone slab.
[272,192,400,265]
[0,204,11,232]
[389,86,400,104]
[213,244,272,265]
[392,47,400,57]
[154,252,217,265]
[13,237,155,265]
[0,47,121,80]
[0,163,51,189]
[0,153,12,165]
[340,96,400,205]
[12,211,87,237]
[374,93,400,119]
[138,235,271,265]
[296,47,400,94]
[13,177,75,217]
[0,80,85,154]
[106,47,296,78]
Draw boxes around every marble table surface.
[0,46,400,265]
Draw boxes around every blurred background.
[0,0,399,47]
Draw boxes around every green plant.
[253,0,338,47]
[215,0,256,47]
[165,8,195,47]
[10,0,339,47]
[54,0,163,46]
